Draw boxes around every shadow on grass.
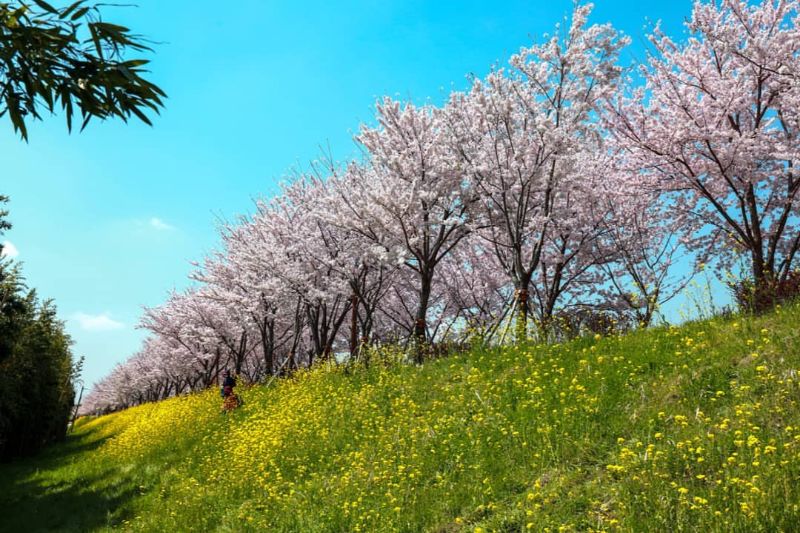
[0,426,137,532]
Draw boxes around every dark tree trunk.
[349,292,359,359]
[413,270,434,364]
[260,318,275,376]
[515,280,530,344]
[234,331,248,375]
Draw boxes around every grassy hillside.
[2,304,800,532]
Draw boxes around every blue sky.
[0,0,710,389]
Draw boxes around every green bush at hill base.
[0,261,77,460]
[2,302,800,532]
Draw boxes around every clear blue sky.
[1,0,711,390]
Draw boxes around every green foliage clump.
[730,270,800,314]
[0,197,78,460]
[0,261,78,459]
[0,0,165,140]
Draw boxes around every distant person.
[220,370,236,398]
[220,370,242,413]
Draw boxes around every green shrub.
[0,263,77,460]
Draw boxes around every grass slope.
[3,304,800,532]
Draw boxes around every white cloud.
[148,217,175,231]
[1,240,18,258]
[72,312,124,332]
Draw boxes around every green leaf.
[79,111,93,132]
[129,105,153,126]
[122,59,150,68]
[70,6,90,21]
[117,64,135,82]
[61,1,86,19]
[88,23,103,59]
[31,0,58,14]
[92,22,130,34]
[7,100,29,141]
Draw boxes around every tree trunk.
[515,287,529,344]
[323,343,333,362]
[261,318,274,377]
[539,261,565,334]
[413,271,433,364]
[349,293,359,359]
[234,331,247,375]
[750,251,778,312]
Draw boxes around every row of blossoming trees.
[83,0,800,413]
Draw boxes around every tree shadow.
[0,426,138,532]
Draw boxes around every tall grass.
[2,303,800,532]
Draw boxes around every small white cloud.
[1,240,18,258]
[149,217,175,231]
[72,312,124,332]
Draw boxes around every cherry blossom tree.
[141,290,234,385]
[593,169,696,327]
[202,211,304,376]
[256,177,354,363]
[607,0,800,303]
[193,245,289,379]
[332,99,476,361]
[446,3,628,340]
[437,235,511,341]
[315,169,398,359]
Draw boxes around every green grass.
[3,303,800,532]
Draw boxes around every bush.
[0,263,78,460]
[548,308,635,341]
[730,270,800,314]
